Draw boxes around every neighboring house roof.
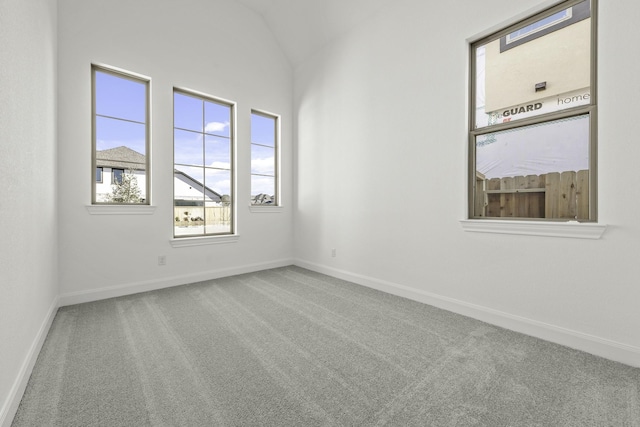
[96,146,146,170]
[252,193,274,204]
[174,170,222,202]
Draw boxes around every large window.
[469,0,596,221]
[173,89,234,237]
[92,65,149,204]
[250,111,279,206]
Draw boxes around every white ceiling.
[235,0,393,66]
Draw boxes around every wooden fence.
[475,170,589,219]
[174,206,231,227]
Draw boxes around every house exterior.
[95,146,147,202]
[96,146,224,206]
[479,1,591,126]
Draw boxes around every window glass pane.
[96,116,146,155]
[205,168,231,194]
[96,167,103,183]
[174,165,206,237]
[174,129,203,167]
[174,92,203,132]
[204,101,231,137]
[475,115,590,219]
[205,135,231,167]
[205,168,232,234]
[251,114,276,147]
[251,176,275,203]
[251,145,275,176]
[475,1,591,129]
[174,165,205,202]
[95,71,146,123]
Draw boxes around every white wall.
[294,0,640,365]
[57,0,294,301]
[0,0,59,423]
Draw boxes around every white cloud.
[213,179,231,196]
[205,121,230,133]
[251,156,274,175]
[251,176,275,196]
[205,163,231,195]
[209,161,231,170]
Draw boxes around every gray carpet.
[12,266,640,426]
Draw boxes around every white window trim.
[86,205,156,215]
[460,219,606,239]
[170,235,239,248]
[248,205,283,213]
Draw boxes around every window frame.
[91,64,151,205]
[468,0,598,222]
[172,87,236,238]
[250,109,280,207]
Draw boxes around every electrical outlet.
[331,248,336,258]
[158,255,166,266]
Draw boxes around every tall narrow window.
[470,0,596,221]
[250,111,279,206]
[92,65,149,204]
[173,89,234,237]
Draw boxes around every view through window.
[470,0,596,221]
[92,66,149,204]
[173,90,234,237]
[251,111,278,206]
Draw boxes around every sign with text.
[476,87,590,128]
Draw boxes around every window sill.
[170,234,239,248]
[86,205,156,215]
[248,205,283,213]
[460,219,607,239]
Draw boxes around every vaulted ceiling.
[234,0,394,66]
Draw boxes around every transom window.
[505,9,572,44]
[173,89,234,237]
[470,0,596,221]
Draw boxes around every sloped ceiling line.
[234,0,394,66]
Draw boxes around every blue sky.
[95,71,146,155]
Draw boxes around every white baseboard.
[58,258,295,307]
[1,297,59,427]
[294,259,640,368]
